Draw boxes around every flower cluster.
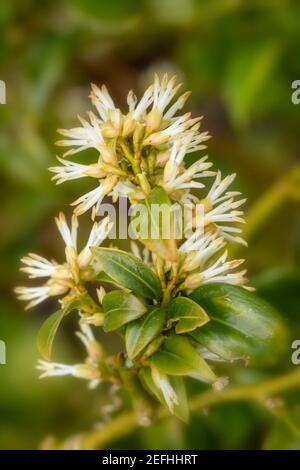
[37,323,103,389]
[16,213,112,309]
[50,74,211,214]
[16,75,250,422]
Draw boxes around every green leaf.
[37,309,65,360]
[102,290,147,332]
[125,307,167,359]
[189,283,289,365]
[168,297,210,334]
[96,271,130,291]
[150,335,216,383]
[139,367,189,422]
[131,186,177,262]
[92,247,162,300]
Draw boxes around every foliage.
[1,0,300,450]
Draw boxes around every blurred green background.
[1,0,300,450]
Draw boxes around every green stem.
[162,262,178,306]
[120,141,140,176]
[70,367,300,449]
[81,411,137,450]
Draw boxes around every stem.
[81,411,137,450]
[70,368,300,449]
[120,141,140,176]
[162,262,178,306]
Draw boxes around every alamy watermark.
[97,197,204,243]
[0,340,6,365]
[291,340,300,365]
[291,80,300,105]
[0,80,6,104]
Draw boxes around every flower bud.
[146,109,162,134]
[143,132,169,147]
[73,364,100,381]
[156,150,170,166]
[164,161,179,183]
[184,272,204,290]
[85,164,106,179]
[123,113,136,137]
[101,122,119,139]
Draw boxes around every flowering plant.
[16,75,286,427]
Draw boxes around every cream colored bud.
[52,265,72,281]
[164,161,179,183]
[48,281,69,297]
[101,122,120,139]
[97,287,106,304]
[182,252,200,272]
[123,113,136,137]
[73,364,100,381]
[156,150,170,166]
[184,272,204,290]
[143,132,169,147]
[87,340,104,362]
[146,109,162,134]
[200,197,213,213]
[82,313,105,327]
[85,164,106,179]
[97,145,118,165]
[64,246,80,283]
[212,376,229,391]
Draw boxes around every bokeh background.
[1,0,300,450]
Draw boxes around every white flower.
[164,148,214,193]
[108,180,139,203]
[56,112,104,157]
[130,241,150,264]
[55,211,112,269]
[71,176,118,216]
[19,253,59,278]
[162,128,214,194]
[16,213,112,309]
[76,322,103,363]
[15,283,68,310]
[49,156,106,185]
[203,171,247,246]
[127,85,154,119]
[77,217,113,268]
[37,360,101,389]
[152,74,182,114]
[181,232,226,272]
[143,113,201,147]
[90,83,117,121]
[185,250,246,290]
[37,323,102,389]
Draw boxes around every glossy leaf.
[139,367,189,422]
[150,335,216,383]
[93,247,162,300]
[102,290,147,332]
[189,283,288,365]
[168,297,210,334]
[131,186,177,262]
[37,309,65,360]
[97,271,130,291]
[125,307,167,359]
